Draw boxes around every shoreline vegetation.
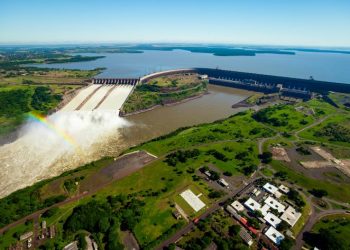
[120,73,208,116]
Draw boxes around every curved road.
[294,209,348,250]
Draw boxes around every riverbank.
[120,91,208,117]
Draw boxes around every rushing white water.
[0,110,131,198]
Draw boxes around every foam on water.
[0,110,131,198]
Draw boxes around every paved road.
[294,209,348,250]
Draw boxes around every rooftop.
[244,197,261,211]
[280,206,301,227]
[263,183,279,195]
[231,200,245,212]
[278,184,290,194]
[264,196,286,213]
[265,226,285,245]
[264,212,282,228]
[180,189,205,212]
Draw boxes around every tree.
[209,170,220,181]
[277,220,290,231]
[259,152,273,163]
[279,236,294,250]
[208,190,224,199]
[223,171,233,176]
[309,189,328,198]
[76,233,87,250]
[228,225,241,236]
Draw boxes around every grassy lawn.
[291,193,311,236]
[270,160,350,203]
[134,111,274,156]
[0,222,34,249]
[299,114,350,147]
[0,69,102,85]
[299,98,338,116]
[311,214,350,246]
[261,167,274,177]
[173,184,211,219]
[253,104,315,133]
[328,92,350,110]
[91,159,220,247]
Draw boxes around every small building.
[263,183,279,195]
[264,212,282,228]
[244,198,261,211]
[49,225,55,239]
[280,206,301,227]
[239,228,254,246]
[264,226,285,245]
[172,210,182,220]
[42,220,47,229]
[231,201,244,212]
[218,178,229,188]
[264,197,286,213]
[278,185,290,194]
[19,231,33,241]
[204,171,211,178]
[199,74,208,80]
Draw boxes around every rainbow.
[27,112,78,148]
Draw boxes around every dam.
[61,78,138,112]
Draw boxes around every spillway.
[61,84,102,111]
[96,84,133,111]
[79,85,115,111]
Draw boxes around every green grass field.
[299,114,350,147]
[270,160,350,202]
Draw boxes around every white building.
[180,189,206,212]
[264,183,283,198]
[264,212,282,228]
[244,197,261,211]
[280,206,301,227]
[263,183,279,194]
[218,178,229,188]
[278,184,290,194]
[264,196,286,213]
[265,226,285,245]
[231,201,245,212]
[204,171,211,178]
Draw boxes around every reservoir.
[32,49,350,84]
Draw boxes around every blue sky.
[1,0,349,47]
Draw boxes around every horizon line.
[0,42,350,50]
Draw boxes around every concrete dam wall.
[61,79,136,112]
